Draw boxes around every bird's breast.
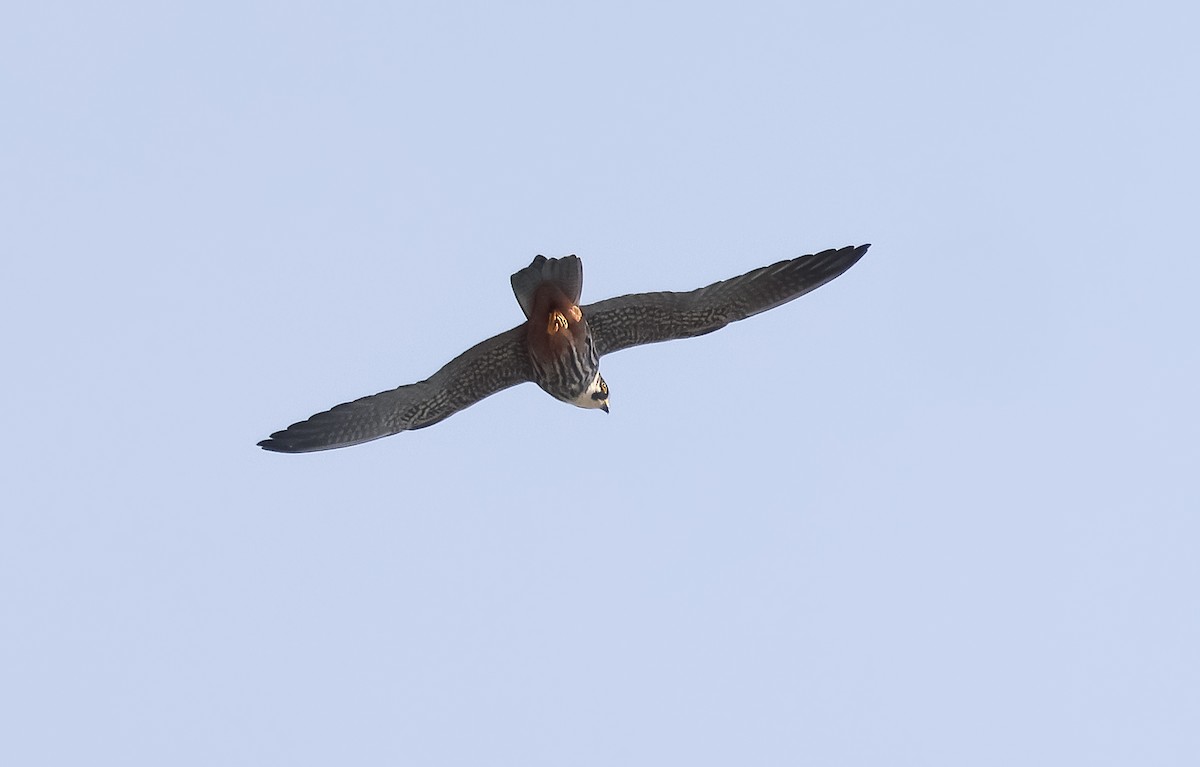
[525,283,599,400]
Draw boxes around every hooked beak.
[600,403,609,414]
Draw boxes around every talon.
[548,310,568,334]
[568,305,582,322]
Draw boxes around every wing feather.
[583,244,869,357]
[258,325,531,453]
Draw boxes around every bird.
[259,244,869,452]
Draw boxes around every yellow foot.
[548,310,569,334]
[568,305,582,322]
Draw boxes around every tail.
[510,255,583,319]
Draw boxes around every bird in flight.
[259,244,869,452]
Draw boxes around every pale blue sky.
[3,2,1198,765]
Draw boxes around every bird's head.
[571,372,609,413]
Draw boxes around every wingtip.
[258,439,316,454]
[258,429,305,453]
[843,243,871,265]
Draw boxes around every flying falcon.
[259,244,869,452]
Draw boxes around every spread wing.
[258,325,532,453]
[583,244,869,357]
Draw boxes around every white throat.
[570,373,608,410]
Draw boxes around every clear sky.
[3,2,1197,765]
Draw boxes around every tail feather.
[510,255,583,319]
